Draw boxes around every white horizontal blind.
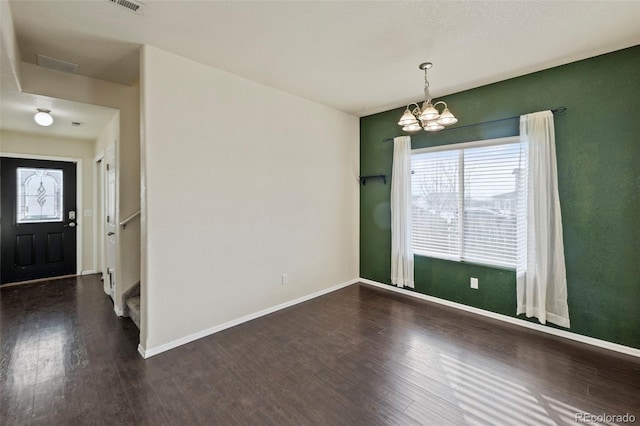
[462,143,523,267]
[411,138,525,268]
[411,150,461,260]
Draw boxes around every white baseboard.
[114,305,124,317]
[137,344,146,359]
[81,270,97,275]
[138,278,360,359]
[359,278,640,359]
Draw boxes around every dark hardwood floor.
[1,275,639,425]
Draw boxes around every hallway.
[1,275,141,424]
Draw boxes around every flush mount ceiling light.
[398,62,458,132]
[34,108,54,127]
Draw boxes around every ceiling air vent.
[36,54,79,74]
[106,0,144,14]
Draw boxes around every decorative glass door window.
[16,168,64,223]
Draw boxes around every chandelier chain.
[423,69,432,102]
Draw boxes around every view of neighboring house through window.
[411,136,525,268]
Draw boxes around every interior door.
[104,145,116,297]
[1,157,77,284]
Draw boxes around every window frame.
[411,136,522,270]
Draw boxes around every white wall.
[0,0,21,91]
[140,45,359,352]
[20,62,140,312]
[95,112,119,157]
[0,130,95,272]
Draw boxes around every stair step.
[122,282,141,330]
[125,295,140,329]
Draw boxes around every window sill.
[413,251,516,272]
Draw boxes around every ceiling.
[5,0,640,119]
[0,90,117,140]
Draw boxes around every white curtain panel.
[390,136,414,288]
[517,111,570,327]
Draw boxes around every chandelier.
[398,62,457,132]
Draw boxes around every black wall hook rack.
[359,175,387,185]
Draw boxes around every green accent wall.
[360,46,640,349]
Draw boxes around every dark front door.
[1,157,77,285]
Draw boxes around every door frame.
[0,152,84,275]
[93,151,110,295]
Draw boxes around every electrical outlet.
[281,274,288,285]
[470,277,478,289]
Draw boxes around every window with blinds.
[411,136,526,268]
